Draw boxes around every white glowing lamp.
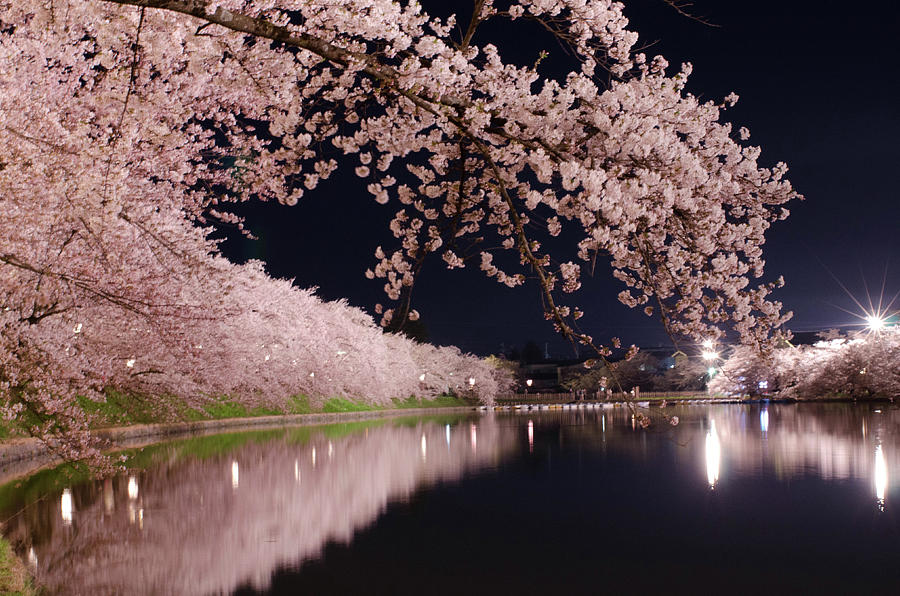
[526,379,533,387]
[701,351,719,361]
[468,377,475,387]
[702,338,714,349]
[867,315,886,332]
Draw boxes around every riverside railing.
[493,390,707,404]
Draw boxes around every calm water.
[2,403,900,595]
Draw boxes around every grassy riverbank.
[0,537,36,596]
[0,390,472,440]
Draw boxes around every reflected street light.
[875,444,887,511]
[60,488,73,526]
[706,420,721,489]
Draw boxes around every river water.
[2,403,899,594]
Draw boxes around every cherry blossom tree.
[1,1,798,457]
[710,329,900,398]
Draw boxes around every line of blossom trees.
[1,1,798,459]
[709,329,900,398]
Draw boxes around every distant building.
[518,361,563,392]
[514,346,703,392]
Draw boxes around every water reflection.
[59,489,73,526]
[4,404,900,594]
[706,420,721,489]
[526,403,897,508]
[875,444,887,510]
[104,478,114,513]
[705,404,894,487]
[3,417,509,595]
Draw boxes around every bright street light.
[701,351,719,361]
[702,338,714,349]
[866,315,886,332]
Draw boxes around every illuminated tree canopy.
[0,1,797,457]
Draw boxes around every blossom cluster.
[1,0,797,456]
[710,329,900,398]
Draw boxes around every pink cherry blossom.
[0,1,798,459]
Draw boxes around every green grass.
[321,397,382,413]
[0,389,467,440]
[0,536,36,596]
[78,390,184,426]
[320,395,471,413]
[73,390,316,428]
[391,395,470,409]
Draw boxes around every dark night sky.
[220,1,900,357]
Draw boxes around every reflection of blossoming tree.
[3,418,512,594]
[710,404,900,483]
[1,1,797,456]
